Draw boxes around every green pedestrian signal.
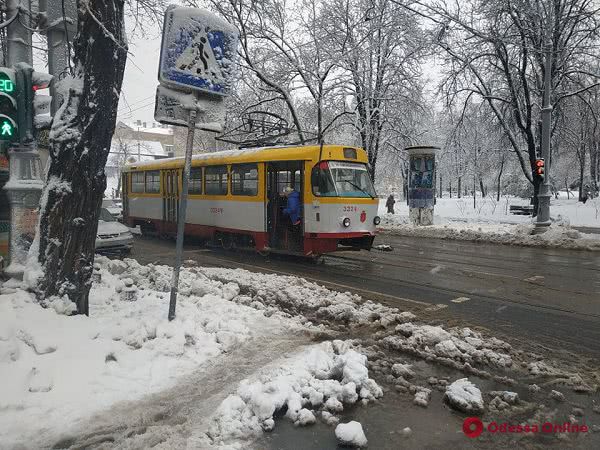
[2,119,15,136]
[0,67,18,142]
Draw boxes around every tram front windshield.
[312,161,376,198]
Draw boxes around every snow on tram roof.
[123,144,336,170]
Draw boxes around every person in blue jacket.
[282,186,301,225]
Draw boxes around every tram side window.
[232,164,258,196]
[145,170,160,193]
[205,165,228,195]
[190,167,202,194]
[131,172,145,193]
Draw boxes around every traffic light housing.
[0,68,18,142]
[31,71,53,131]
[0,66,54,146]
[535,158,545,179]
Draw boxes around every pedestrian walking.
[386,194,395,214]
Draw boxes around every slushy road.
[129,233,600,358]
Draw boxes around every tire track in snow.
[50,334,313,450]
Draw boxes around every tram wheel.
[310,254,324,264]
[220,233,234,250]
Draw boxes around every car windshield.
[312,161,376,198]
[99,208,116,222]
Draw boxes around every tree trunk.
[116,172,122,199]
[29,0,128,314]
[479,177,486,197]
[458,176,462,198]
[496,156,505,202]
[439,174,442,198]
[449,181,452,198]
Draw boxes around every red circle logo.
[463,417,484,438]
[360,211,366,222]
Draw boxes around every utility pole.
[41,0,76,113]
[535,23,553,233]
[6,0,32,67]
[2,1,42,278]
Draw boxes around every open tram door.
[266,162,304,252]
[162,169,179,235]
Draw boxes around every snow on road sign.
[154,84,224,132]
[158,7,238,96]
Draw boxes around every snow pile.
[444,378,484,414]
[383,325,513,370]
[335,421,368,447]
[0,257,302,447]
[202,267,407,329]
[378,220,600,250]
[204,341,381,447]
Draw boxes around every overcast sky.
[117,26,164,126]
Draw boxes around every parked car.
[96,208,133,254]
[102,198,123,221]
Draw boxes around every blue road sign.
[158,7,238,96]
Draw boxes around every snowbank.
[203,341,380,448]
[384,325,513,372]
[379,219,600,250]
[378,195,600,250]
[202,267,407,329]
[0,257,303,447]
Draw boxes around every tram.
[121,144,380,256]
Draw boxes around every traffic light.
[0,68,18,142]
[535,158,545,179]
[31,71,54,131]
[0,66,54,146]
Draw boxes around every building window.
[145,170,160,193]
[131,172,145,193]
[205,165,228,195]
[232,164,258,196]
[190,167,202,194]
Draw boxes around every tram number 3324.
[343,206,359,212]
[210,208,224,214]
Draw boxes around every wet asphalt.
[130,233,600,360]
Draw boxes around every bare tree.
[407,0,600,212]
[322,0,427,180]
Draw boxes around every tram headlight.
[373,216,381,225]
[342,217,351,227]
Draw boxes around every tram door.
[266,162,304,251]
[162,169,179,231]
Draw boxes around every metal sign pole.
[168,105,197,321]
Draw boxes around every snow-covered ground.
[0,258,384,449]
[2,258,599,448]
[378,194,600,250]
[378,194,600,228]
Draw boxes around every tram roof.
[122,144,367,171]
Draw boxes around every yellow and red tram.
[121,144,380,256]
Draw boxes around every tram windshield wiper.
[344,180,375,199]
